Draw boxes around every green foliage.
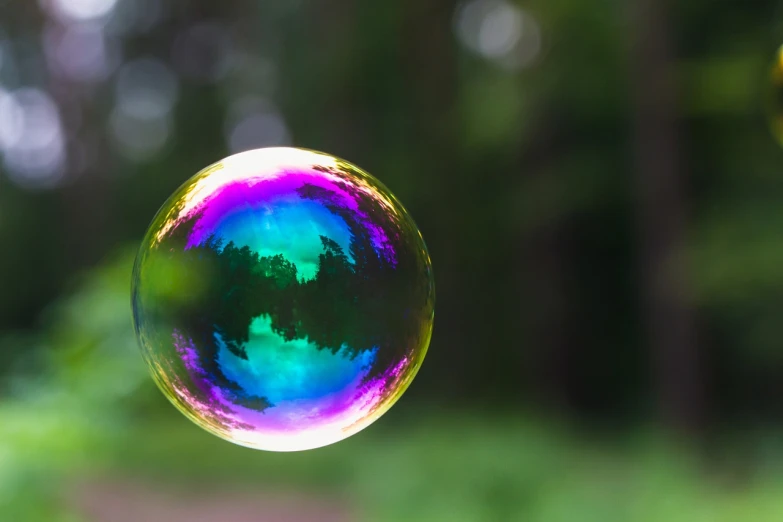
[2,254,783,520]
[0,250,146,520]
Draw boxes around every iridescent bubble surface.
[769,45,783,146]
[132,148,434,452]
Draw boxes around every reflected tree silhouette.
[140,170,433,413]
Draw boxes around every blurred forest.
[5,0,783,520]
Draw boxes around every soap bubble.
[132,147,435,451]
[770,45,783,146]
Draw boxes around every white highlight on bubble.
[0,88,66,188]
[455,0,542,70]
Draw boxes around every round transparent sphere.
[131,148,434,451]
[769,45,783,146]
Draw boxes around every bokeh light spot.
[110,57,177,161]
[115,57,179,120]
[48,0,119,23]
[225,98,290,153]
[110,108,172,162]
[0,88,66,188]
[44,24,118,83]
[455,0,542,70]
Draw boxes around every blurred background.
[3,0,783,520]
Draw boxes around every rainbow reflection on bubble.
[769,45,783,146]
[131,148,434,452]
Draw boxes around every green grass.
[64,412,783,522]
[4,251,783,521]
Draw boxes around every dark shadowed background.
[4,0,783,520]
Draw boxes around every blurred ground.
[70,479,353,522]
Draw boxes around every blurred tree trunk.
[518,121,573,414]
[60,126,111,270]
[525,222,572,412]
[308,0,363,157]
[631,0,704,432]
[400,0,462,397]
[42,33,111,270]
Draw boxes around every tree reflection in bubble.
[132,148,434,451]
